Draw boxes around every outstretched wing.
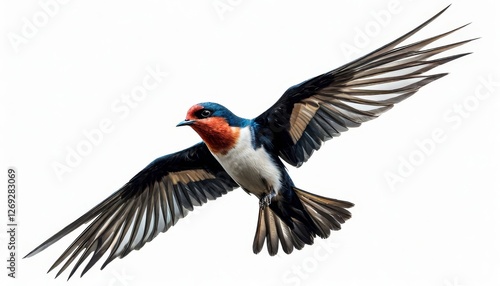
[25,142,238,279]
[254,6,474,167]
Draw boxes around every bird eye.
[199,109,212,118]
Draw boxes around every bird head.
[177,102,246,154]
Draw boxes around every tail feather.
[295,187,353,235]
[253,187,354,255]
[253,209,267,254]
[264,207,279,255]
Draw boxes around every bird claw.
[259,191,276,209]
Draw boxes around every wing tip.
[23,243,50,259]
[23,251,36,259]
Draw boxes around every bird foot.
[259,191,276,209]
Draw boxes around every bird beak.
[176,119,196,127]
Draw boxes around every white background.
[1,0,499,285]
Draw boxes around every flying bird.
[25,6,474,279]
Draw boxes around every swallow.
[25,6,474,279]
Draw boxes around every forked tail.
[253,187,354,255]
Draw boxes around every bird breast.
[211,126,283,197]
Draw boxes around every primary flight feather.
[25,6,474,279]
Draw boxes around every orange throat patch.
[191,117,240,155]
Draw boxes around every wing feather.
[25,142,238,279]
[255,6,475,167]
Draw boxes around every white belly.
[212,127,282,197]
